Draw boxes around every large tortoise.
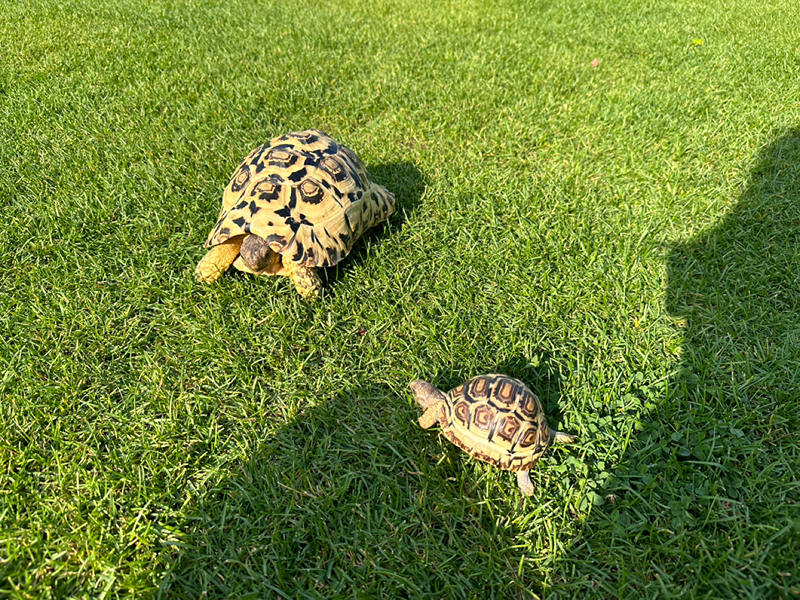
[195,129,396,298]
[411,374,577,495]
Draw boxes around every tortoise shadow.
[319,161,427,288]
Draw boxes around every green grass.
[2,0,800,597]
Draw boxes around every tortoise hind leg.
[195,236,244,283]
[517,470,535,496]
[550,429,577,444]
[282,254,322,299]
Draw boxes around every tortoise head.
[410,380,447,408]
[239,234,282,273]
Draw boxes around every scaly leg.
[282,255,322,299]
[418,403,443,429]
[195,236,244,283]
[517,470,535,496]
[550,429,577,444]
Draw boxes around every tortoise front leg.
[517,470,535,496]
[417,403,443,429]
[195,236,244,283]
[282,254,322,299]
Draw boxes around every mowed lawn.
[2,0,800,597]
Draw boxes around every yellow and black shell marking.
[439,374,551,472]
[204,129,396,267]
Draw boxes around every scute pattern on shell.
[204,129,396,268]
[439,374,551,472]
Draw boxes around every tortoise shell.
[204,129,395,267]
[438,374,552,472]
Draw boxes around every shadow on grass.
[154,350,578,598]
[155,380,554,598]
[551,129,800,595]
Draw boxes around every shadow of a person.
[156,382,547,598]
[552,129,800,596]
[668,129,800,405]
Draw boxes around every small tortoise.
[411,374,576,495]
[195,129,396,298]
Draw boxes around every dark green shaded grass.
[2,0,800,597]
[161,388,572,598]
[556,130,800,598]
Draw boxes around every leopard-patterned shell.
[438,374,552,472]
[204,129,396,267]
